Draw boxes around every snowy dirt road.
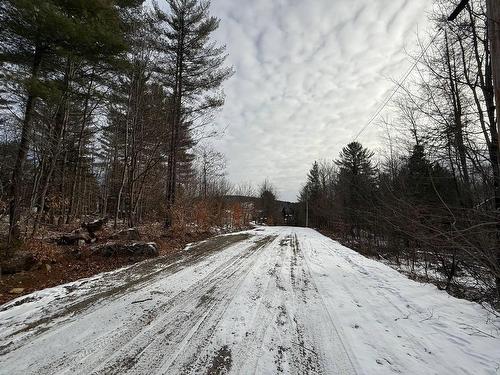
[1,227,499,375]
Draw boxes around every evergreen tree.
[398,144,458,207]
[307,161,321,200]
[335,142,377,237]
[336,142,376,179]
[154,0,233,226]
[0,0,144,241]
[259,180,279,225]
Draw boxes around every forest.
[1,1,500,373]
[0,0,499,310]
[0,0,264,301]
[0,0,246,238]
[297,0,500,306]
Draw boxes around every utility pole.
[304,185,309,228]
[486,0,500,300]
[487,0,500,148]
[454,0,500,140]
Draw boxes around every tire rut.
[85,235,277,375]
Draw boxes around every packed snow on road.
[0,227,499,374]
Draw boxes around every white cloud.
[206,0,434,201]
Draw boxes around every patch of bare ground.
[0,223,248,305]
[206,345,232,375]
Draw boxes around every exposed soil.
[0,223,230,305]
[206,345,232,375]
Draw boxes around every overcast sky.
[205,0,434,201]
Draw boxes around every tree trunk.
[68,75,94,222]
[114,73,135,229]
[32,58,72,235]
[444,30,472,207]
[8,46,43,244]
[165,13,185,228]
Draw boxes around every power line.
[352,28,443,142]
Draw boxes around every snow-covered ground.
[0,227,499,374]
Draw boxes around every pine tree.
[307,161,321,199]
[0,0,144,242]
[336,142,376,179]
[399,144,458,207]
[154,0,233,227]
[335,142,377,237]
[259,180,278,225]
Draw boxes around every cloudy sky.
[206,0,434,201]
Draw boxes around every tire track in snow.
[295,233,358,375]
[0,234,252,357]
[75,235,278,374]
[5,227,492,374]
[1,233,261,374]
